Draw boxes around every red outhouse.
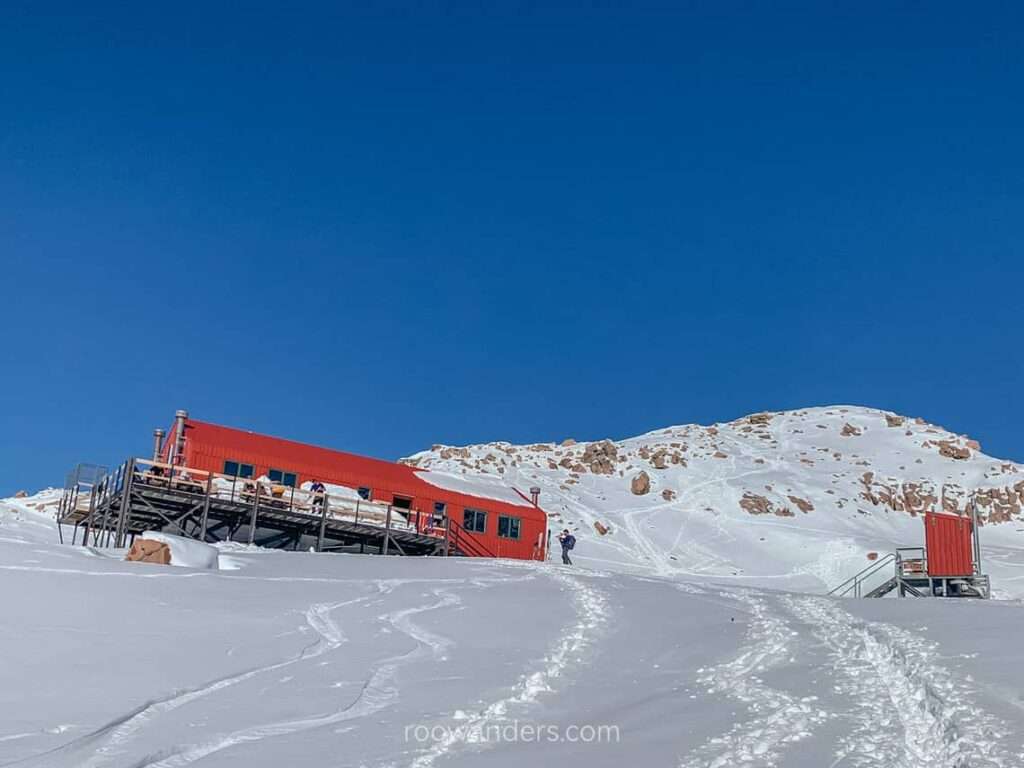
[159,411,548,561]
[924,511,975,577]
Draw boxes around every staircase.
[829,553,897,598]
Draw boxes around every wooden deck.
[57,458,488,557]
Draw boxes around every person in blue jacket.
[557,529,576,565]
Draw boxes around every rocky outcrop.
[14,490,28,498]
[739,493,794,517]
[749,412,773,425]
[841,423,862,437]
[582,440,618,475]
[885,414,905,427]
[787,495,814,513]
[126,539,172,566]
[561,438,577,447]
[631,471,651,495]
[936,440,970,460]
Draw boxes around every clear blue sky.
[1,3,1022,495]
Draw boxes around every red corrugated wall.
[177,418,547,560]
[924,512,974,577]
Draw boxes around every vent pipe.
[152,429,165,462]
[529,486,541,507]
[169,409,188,466]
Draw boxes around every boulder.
[885,414,905,428]
[594,521,610,535]
[748,413,773,425]
[631,471,651,495]
[582,439,618,475]
[661,488,677,501]
[560,438,577,447]
[841,423,862,437]
[14,490,28,498]
[936,440,970,460]
[126,539,172,566]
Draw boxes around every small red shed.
[924,511,975,577]
[159,412,547,561]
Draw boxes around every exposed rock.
[582,439,618,475]
[840,423,862,437]
[712,451,728,459]
[966,439,982,452]
[594,521,610,535]
[650,449,668,470]
[739,493,794,517]
[126,539,172,566]
[661,488,676,501]
[866,551,879,561]
[748,412,773,425]
[560,438,577,447]
[787,495,814,513]
[14,490,28,498]
[936,440,970,460]
[885,414,905,428]
[631,471,651,496]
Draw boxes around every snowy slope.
[2,493,1024,767]
[406,406,1024,596]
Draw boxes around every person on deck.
[309,479,326,510]
[557,529,576,565]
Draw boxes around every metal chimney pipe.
[169,409,189,466]
[152,429,165,462]
[530,486,541,507]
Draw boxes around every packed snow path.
[2,518,1024,766]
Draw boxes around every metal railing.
[829,553,897,598]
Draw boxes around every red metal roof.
[184,418,539,517]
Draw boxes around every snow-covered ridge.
[405,405,1024,593]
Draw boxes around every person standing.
[557,529,576,565]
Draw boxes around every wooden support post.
[383,505,392,555]
[317,495,329,553]
[115,459,135,548]
[199,473,213,541]
[443,515,451,557]
[248,484,261,545]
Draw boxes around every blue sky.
[1,3,1022,495]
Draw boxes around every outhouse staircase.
[829,553,898,598]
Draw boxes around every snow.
[415,469,535,508]
[4,405,1024,766]
[2,502,1024,767]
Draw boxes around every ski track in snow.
[678,591,829,768]
[3,590,391,768]
[409,568,610,768]
[128,587,463,768]
[783,595,1017,768]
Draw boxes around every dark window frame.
[357,486,372,500]
[223,460,254,479]
[268,468,298,487]
[463,508,487,533]
[497,515,521,540]
[392,495,413,510]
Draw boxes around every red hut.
[158,410,547,560]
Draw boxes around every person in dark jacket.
[557,529,576,565]
[309,479,326,511]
